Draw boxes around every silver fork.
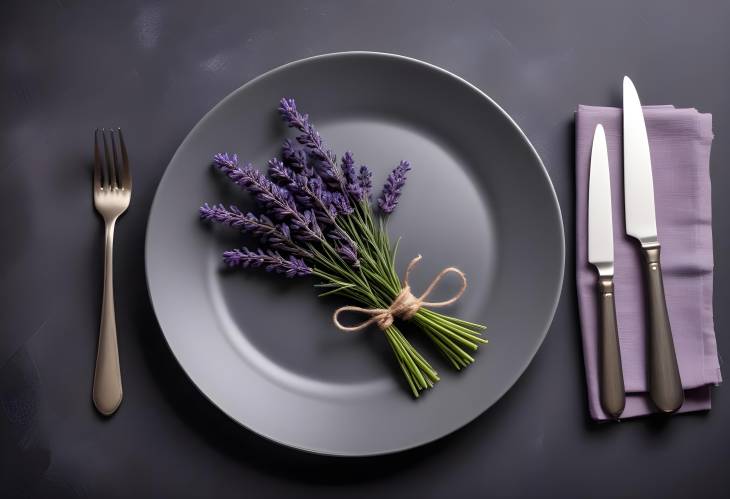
[92,128,131,415]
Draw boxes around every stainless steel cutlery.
[588,124,625,419]
[92,128,131,416]
[588,78,684,416]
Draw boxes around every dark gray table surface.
[2,1,728,497]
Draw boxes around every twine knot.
[332,255,467,332]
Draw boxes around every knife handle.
[642,245,684,413]
[598,276,625,419]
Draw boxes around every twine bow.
[332,255,468,332]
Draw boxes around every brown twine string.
[332,255,468,332]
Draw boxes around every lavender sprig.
[341,151,356,183]
[223,248,311,277]
[278,98,345,190]
[341,151,360,198]
[357,165,373,200]
[213,154,294,217]
[212,154,323,242]
[199,203,310,258]
[377,161,411,214]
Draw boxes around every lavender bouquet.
[200,98,486,396]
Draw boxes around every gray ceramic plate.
[146,52,564,456]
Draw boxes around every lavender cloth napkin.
[576,104,721,421]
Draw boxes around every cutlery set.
[588,77,684,419]
[87,77,686,421]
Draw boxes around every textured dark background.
[1,1,728,497]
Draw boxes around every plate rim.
[144,51,565,456]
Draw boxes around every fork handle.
[93,221,123,415]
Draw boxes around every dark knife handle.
[598,276,625,419]
[642,245,684,413]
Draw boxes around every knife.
[622,76,684,413]
[589,124,625,419]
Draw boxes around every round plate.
[145,52,564,456]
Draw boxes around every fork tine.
[94,129,102,190]
[117,128,132,190]
[102,128,117,189]
[110,130,121,189]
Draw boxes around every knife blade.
[622,76,684,413]
[588,124,625,419]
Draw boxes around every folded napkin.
[576,104,721,421]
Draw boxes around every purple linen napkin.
[576,104,721,421]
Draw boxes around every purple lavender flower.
[267,157,298,187]
[340,151,354,181]
[199,202,261,231]
[307,176,326,201]
[329,191,353,215]
[357,165,373,200]
[234,168,295,219]
[327,228,359,266]
[281,139,312,176]
[278,98,344,190]
[213,152,239,172]
[336,241,360,267]
[341,151,364,200]
[199,203,310,257]
[211,153,323,242]
[292,209,324,242]
[223,248,311,277]
[268,158,315,209]
[269,157,345,227]
[377,161,411,214]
